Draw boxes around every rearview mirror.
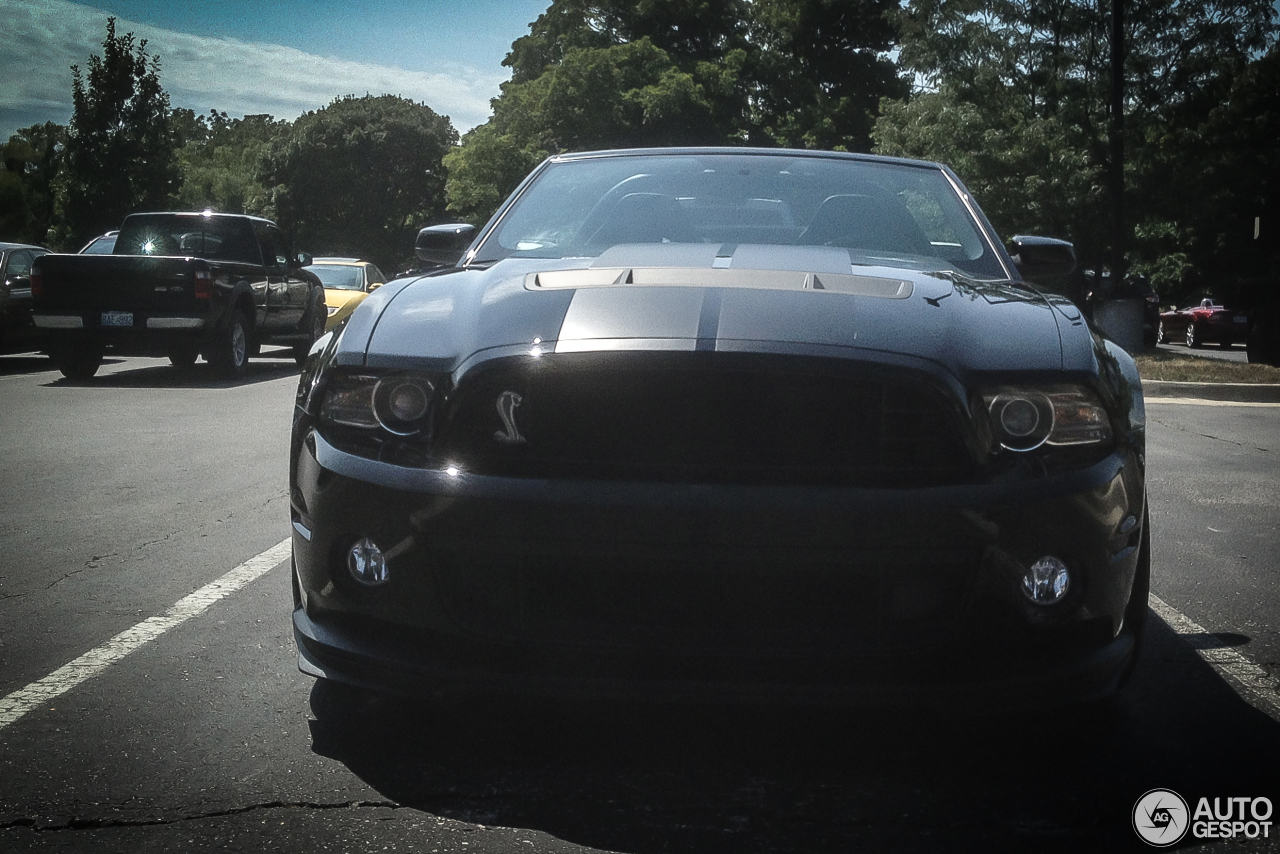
[1010,235,1077,281]
[415,223,475,267]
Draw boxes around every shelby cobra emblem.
[494,390,526,444]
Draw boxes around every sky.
[0,0,551,142]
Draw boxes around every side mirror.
[1010,235,1077,281]
[295,252,313,268]
[368,282,382,292]
[415,223,475,267]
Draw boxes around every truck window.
[115,215,263,265]
[254,224,290,268]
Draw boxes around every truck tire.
[208,310,250,378]
[167,345,199,368]
[52,339,104,380]
[293,294,326,365]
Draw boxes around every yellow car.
[303,258,387,330]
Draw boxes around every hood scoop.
[527,267,913,300]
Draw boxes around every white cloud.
[0,0,503,140]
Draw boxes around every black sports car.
[289,148,1148,707]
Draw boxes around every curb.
[1144,380,1280,403]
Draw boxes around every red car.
[1156,296,1249,348]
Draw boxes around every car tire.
[1186,322,1202,348]
[293,295,325,365]
[1115,503,1150,692]
[208,309,250,378]
[1155,321,1165,345]
[52,339,104,380]
[1247,321,1280,366]
[167,345,199,368]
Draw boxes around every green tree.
[1,122,66,246]
[448,37,745,224]
[875,0,1277,296]
[505,0,750,83]
[261,95,457,272]
[1177,43,1280,286]
[748,0,908,150]
[53,18,180,248]
[449,0,913,224]
[875,89,1098,257]
[175,111,288,216]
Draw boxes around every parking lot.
[1,350,1278,852]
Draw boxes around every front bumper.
[290,429,1146,707]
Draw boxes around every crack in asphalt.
[44,550,123,589]
[45,568,85,590]
[1,800,404,833]
[134,491,286,551]
[1149,414,1274,454]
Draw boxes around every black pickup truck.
[31,212,326,379]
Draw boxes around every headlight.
[982,385,1112,452]
[319,372,436,437]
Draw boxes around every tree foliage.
[175,110,288,216]
[448,0,908,224]
[448,36,746,223]
[748,0,907,150]
[875,0,1278,296]
[505,0,751,83]
[0,122,65,246]
[260,95,458,272]
[53,18,179,249]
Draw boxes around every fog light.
[347,537,388,586]
[1021,556,1070,604]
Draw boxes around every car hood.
[339,244,1094,383]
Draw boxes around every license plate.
[101,311,133,327]
[1234,316,1247,323]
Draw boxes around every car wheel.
[1186,322,1202,348]
[293,296,325,365]
[209,309,250,378]
[167,345,199,368]
[1155,320,1165,345]
[52,339,104,380]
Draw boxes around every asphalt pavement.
[1,348,1278,853]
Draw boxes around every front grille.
[441,352,975,487]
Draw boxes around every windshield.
[472,152,1007,279]
[306,264,365,290]
[81,234,117,254]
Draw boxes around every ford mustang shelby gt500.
[289,148,1148,706]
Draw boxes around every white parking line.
[1149,594,1280,719]
[0,539,290,732]
[1146,398,1280,407]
